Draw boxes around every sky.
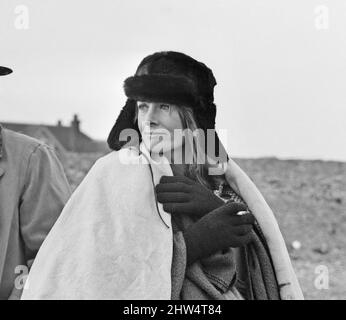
[1,0,346,161]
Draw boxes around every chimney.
[71,114,80,132]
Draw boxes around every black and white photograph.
[0,0,345,304]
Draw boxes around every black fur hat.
[0,66,13,76]
[107,51,226,160]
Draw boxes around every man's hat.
[0,66,13,76]
[107,51,227,162]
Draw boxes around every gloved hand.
[183,202,255,266]
[155,175,225,219]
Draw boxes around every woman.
[22,51,303,300]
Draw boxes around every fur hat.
[107,51,227,160]
[0,66,13,76]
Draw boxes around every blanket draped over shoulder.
[21,143,304,300]
[21,145,174,299]
[170,193,281,300]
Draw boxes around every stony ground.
[236,158,346,300]
[63,152,346,300]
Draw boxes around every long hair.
[176,106,227,190]
[134,103,226,191]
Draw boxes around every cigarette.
[237,210,249,216]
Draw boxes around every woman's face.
[136,100,184,156]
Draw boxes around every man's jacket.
[0,125,71,299]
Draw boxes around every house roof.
[1,121,107,153]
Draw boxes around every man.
[0,66,71,299]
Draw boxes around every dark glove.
[183,202,255,266]
[155,175,225,219]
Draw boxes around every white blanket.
[22,143,303,300]
[22,144,174,299]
